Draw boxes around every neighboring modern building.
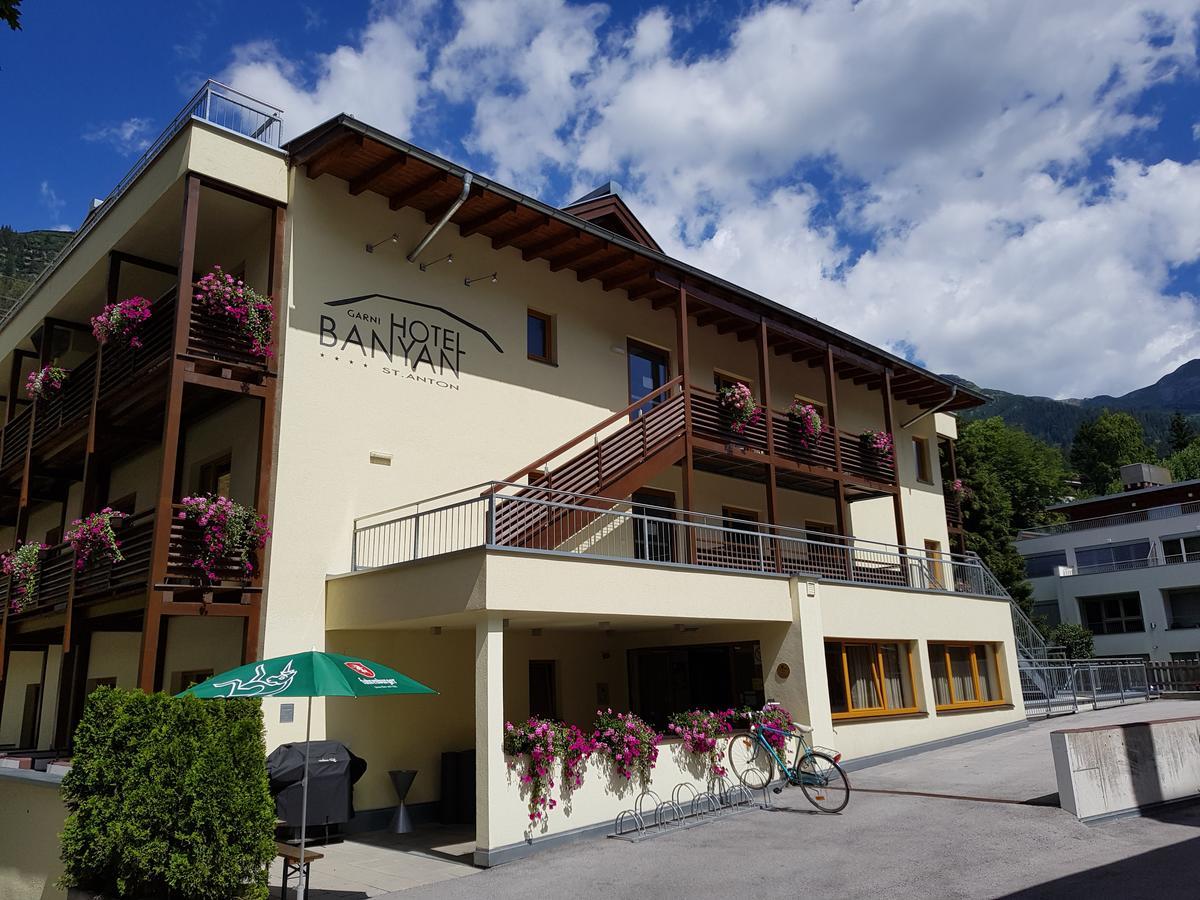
[0,82,1028,863]
[1016,463,1200,662]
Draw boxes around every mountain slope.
[0,226,74,315]
[1084,359,1200,413]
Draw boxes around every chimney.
[1120,463,1172,492]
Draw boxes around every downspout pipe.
[899,384,957,430]
[406,172,473,264]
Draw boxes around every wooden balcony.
[165,504,261,590]
[945,493,964,530]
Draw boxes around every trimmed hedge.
[60,687,276,899]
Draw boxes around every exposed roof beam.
[388,171,448,210]
[736,326,758,342]
[577,252,634,283]
[349,152,407,195]
[695,309,726,328]
[627,282,662,302]
[521,228,580,261]
[306,133,363,180]
[458,200,517,238]
[602,266,654,292]
[293,129,361,167]
[492,214,549,251]
[650,292,677,310]
[548,242,607,273]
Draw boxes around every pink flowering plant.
[91,296,152,349]
[949,478,972,503]
[2,541,46,610]
[668,709,734,777]
[502,717,598,824]
[860,429,895,464]
[176,494,270,583]
[731,702,796,754]
[193,265,275,358]
[786,400,825,448]
[717,382,762,436]
[26,365,68,400]
[65,508,127,572]
[592,709,661,782]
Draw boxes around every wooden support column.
[15,323,57,543]
[139,174,200,692]
[823,347,848,534]
[53,620,91,749]
[758,319,781,572]
[677,284,696,565]
[881,369,908,550]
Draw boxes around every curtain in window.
[931,649,952,706]
[879,644,910,709]
[975,644,997,701]
[949,646,977,702]
[845,644,881,710]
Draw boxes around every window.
[632,489,676,563]
[528,660,558,719]
[171,668,214,694]
[198,453,232,497]
[1074,540,1151,574]
[824,640,918,719]
[722,507,762,561]
[929,643,1005,710]
[924,540,945,588]
[792,395,826,419]
[1079,593,1144,634]
[627,340,670,419]
[1162,534,1200,565]
[1166,587,1200,629]
[913,436,932,483]
[1171,651,1200,663]
[628,642,764,729]
[527,309,554,363]
[714,370,752,394]
[1023,551,1068,578]
[45,525,63,546]
[108,493,136,515]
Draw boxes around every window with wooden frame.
[929,642,1005,710]
[713,370,752,394]
[824,639,919,719]
[527,309,555,364]
[198,453,232,497]
[913,436,932,484]
[792,394,826,419]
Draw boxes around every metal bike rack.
[611,780,756,843]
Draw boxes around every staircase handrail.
[495,375,684,489]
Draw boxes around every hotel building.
[0,83,1031,863]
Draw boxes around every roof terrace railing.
[3,80,283,330]
[351,481,1012,600]
[1017,499,1200,538]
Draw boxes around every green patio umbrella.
[181,650,437,898]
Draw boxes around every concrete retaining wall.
[0,769,66,900]
[1052,715,1200,822]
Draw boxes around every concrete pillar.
[757,579,832,746]
[474,615,504,865]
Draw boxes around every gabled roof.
[284,115,988,414]
[562,183,662,252]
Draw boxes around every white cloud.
[82,117,155,155]
[39,181,70,231]
[222,0,1200,397]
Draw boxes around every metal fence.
[352,481,1012,601]
[1019,658,1152,719]
[1018,500,1200,538]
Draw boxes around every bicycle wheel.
[727,732,772,791]
[796,751,850,813]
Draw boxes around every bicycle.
[726,713,850,813]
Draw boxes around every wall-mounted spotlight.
[464,272,498,287]
[419,253,453,272]
[365,233,400,253]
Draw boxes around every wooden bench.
[276,841,324,899]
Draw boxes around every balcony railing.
[3,81,282,331]
[1068,545,1200,577]
[1018,500,1200,538]
[351,482,1010,600]
[944,493,963,528]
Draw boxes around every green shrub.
[60,687,276,899]
[1047,622,1095,660]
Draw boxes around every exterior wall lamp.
[419,253,453,272]
[464,272,498,287]
[365,233,399,253]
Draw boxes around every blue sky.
[2,1,1200,398]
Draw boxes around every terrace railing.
[352,481,1010,600]
[1018,500,1200,538]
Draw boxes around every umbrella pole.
[297,696,312,900]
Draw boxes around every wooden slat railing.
[1147,661,1200,692]
[186,303,269,372]
[945,493,964,528]
[690,387,769,454]
[1,405,32,472]
[839,430,896,484]
[166,504,258,585]
[73,510,156,600]
[97,291,176,405]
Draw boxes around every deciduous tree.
[1070,411,1156,496]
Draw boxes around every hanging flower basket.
[786,400,825,448]
[592,709,661,782]
[176,495,270,583]
[668,709,734,777]
[502,717,597,824]
[26,365,68,400]
[717,382,762,436]
[949,478,972,504]
[860,429,894,465]
[91,296,153,350]
[193,265,275,359]
[65,508,127,572]
[2,542,46,611]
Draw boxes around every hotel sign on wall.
[319,294,503,391]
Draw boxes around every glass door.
[628,340,671,419]
[633,490,677,562]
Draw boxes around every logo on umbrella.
[212,660,298,697]
[344,661,376,678]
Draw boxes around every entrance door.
[633,490,677,563]
[528,660,558,719]
[19,683,41,748]
[924,539,945,588]
[628,340,671,419]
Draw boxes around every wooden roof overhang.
[286,117,987,414]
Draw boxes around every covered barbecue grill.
[267,740,366,829]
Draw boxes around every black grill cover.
[267,740,366,827]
